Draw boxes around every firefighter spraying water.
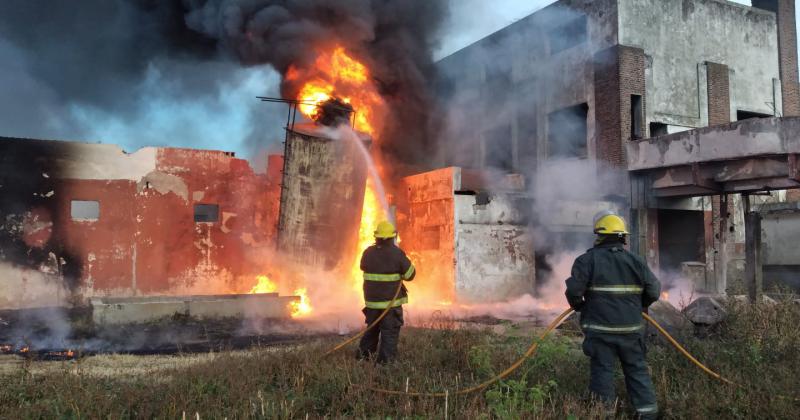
[356,221,416,364]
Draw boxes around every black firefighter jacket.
[565,241,661,334]
[360,242,416,309]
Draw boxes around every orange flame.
[287,45,392,313]
[661,291,669,300]
[293,46,385,135]
[249,275,313,318]
[350,180,383,291]
[249,275,278,294]
[290,288,313,318]
[292,46,388,301]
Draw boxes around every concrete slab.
[91,293,298,325]
[627,117,800,171]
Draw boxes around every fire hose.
[326,294,795,400]
[348,307,792,399]
[364,307,575,397]
[322,280,404,356]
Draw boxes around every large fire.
[288,46,386,136]
[350,179,383,291]
[250,45,390,319]
[293,46,389,291]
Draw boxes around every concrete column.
[713,195,730,295]
[744,195,764,303]
[705,61,733,295]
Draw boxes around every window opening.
[631,95,643,140]
[194,204,219,223]
[71,200,100,221]
[548,103,588,158]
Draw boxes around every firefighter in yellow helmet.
[565,213,661,418]
[357,221,416,364]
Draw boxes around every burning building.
[3,0,800,336]
[435,0,800,299]
[0,137,296,312]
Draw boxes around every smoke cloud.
[0,0,448,168]
[432,3,640,318]
[182,0,448,172]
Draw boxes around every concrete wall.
[762,211,800,265]
[398,168,458,304]
[454,194,535,302]
[91,294,296,325]
[0,137,282,309]
[619,0,781,128]
[436,0,618,170]
[399,167,535,303]
[761,210,800,291]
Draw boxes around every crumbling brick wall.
[593,45,646,168]
[706,62,731,126]
[0,138,282,308]
[753,0,800,116]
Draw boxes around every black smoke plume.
[183,0,448,172]
[0,0,447,171]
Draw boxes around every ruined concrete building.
[2,0,798,314]
[436,0,800,297]
[0,137,283,309]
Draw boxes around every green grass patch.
[1,299,799,418]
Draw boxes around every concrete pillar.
[705,61,733,295]
[713,195,730,295]
[752,0,800,116]
[744,195,764,303]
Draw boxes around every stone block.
[646,300,690,335]
[683,296,727,325]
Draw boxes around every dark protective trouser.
[582,333,658,419]
[356,306,404,364]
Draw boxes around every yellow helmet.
[594,214,629,235]
[374,221,397,239]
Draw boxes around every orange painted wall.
[21,148,283,299]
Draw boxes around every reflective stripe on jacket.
[565,241,660,334]
[360,241,415,308]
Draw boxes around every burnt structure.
[0,137,283,309]
[397,168,534,303]
[277,123,370,270]
[436,0,800,296]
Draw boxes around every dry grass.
[1,299,799,419]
